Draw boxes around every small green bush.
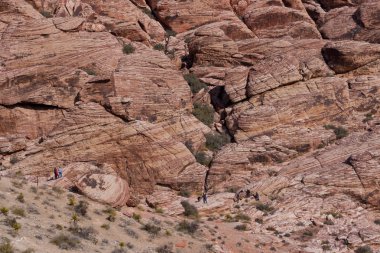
[324,124,348,139]
[75,200,89,216]
[184,73,208,94]
[40,10,53,18]
[178,188,191,198]
[180,201,198,218]
[355,245,373,253]
[192,102,214,126]
[234,224,248,231]
[68,226,97,241]
[153,43,165,51]
[165,29,177,37]
[195,151,212,166]
[1,207,9,216]
[67,196,76,206]
[0,239,13,253]
[255,202,275,213]
[80,68,96,76]
[12,207,25,217]
[16,193,24,203]
[132,213,141,222]
[6,217,21,231]
[176,220,199,234]
[123,44,135,55]
[142,8,154,19]
[235,213,251,222]
[141,223,161,236]
[101,223,110,230]
[205,132,230,151]
[50,234,80,250]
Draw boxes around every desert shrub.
[324,124,348,139]
[303,230,313,237]
[103,207,116,222]
[234,224,248,231]
[205,132,230,151]
[235,213,251,222]
[156,243,173,253]
[30,186,37,194]
[195,152,212,166]
[12,207,25,217]
[0,239,13,253]
[324,219,334,225]
[192,102,214,126]
[12,181,23,189]
[165,29,177,37]
[178,188,191,198]
[255,202,275,213]
[153,43,165,51]
[125,227,139,239]
[180,201,198,218]
[101,223,110,230]
[374,219,380,225]
[184,73,208,94]
[40,10,53,18]
[142,8,154,19]
[16,193,24,203]
[67,196,76,206]
[255,218,263,224]
[75,200,89,216]
[69,226,97,241]
[50,234,80,250]
[355,246,373,253]
[1,207,9,216]
[141,223,161,236]
[176,220,199,234]
[123,43,135,54]
[132,213,141,222]
[6,217,21,231]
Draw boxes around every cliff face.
[1,0,380,251]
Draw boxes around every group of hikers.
[53,167,63,179]
[234,189,259,203]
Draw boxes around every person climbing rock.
[53,167,58,179]
[58,167,63,178]
[202,192,208,204]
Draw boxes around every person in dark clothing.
[254,192,260,201]
[202,192,207,204]
[245,189,251,198]
[53,168,58,179]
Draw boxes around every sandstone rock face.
[2,0,380,251]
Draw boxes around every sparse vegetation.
[1,207,9,216]
[355,245,373,253]
[12,207,25,217]
[192,102,215,126]
[16,193,24,203]
[195,151,212,166]
[234,224,248,231]
[255,202,275,213]
[80,68,96,76]
[178,188,191,198]
[141,223,161,236]
[68,226,97,241]
[123,43,135,55]
[103,207,116,222]
[184,140,194,153]
[153,43,165,51]
[67,195,76,206]
[180,200,199,218]
[205,132,230,151]
[184,73,208,94]
[101,223,110,230]
[6,217,21,232]
[75,200,89,216]
[374,219,380,225]
[40,10,53,18]
[50,234,80,250]
[176,220,199,234]
[156,243,173,253]
[132,213,141,222]
[324,124,348,139]
[165,29,177,37]
[0,239,13,253]
[255,218,263,224]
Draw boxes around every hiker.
[234,190,243,203]
[202,192,208,204]
[53,167,58,179]
[245,189,251,198]
[254,192,260,201]
[58,167,63,178]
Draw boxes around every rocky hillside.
[1,0,380,252]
